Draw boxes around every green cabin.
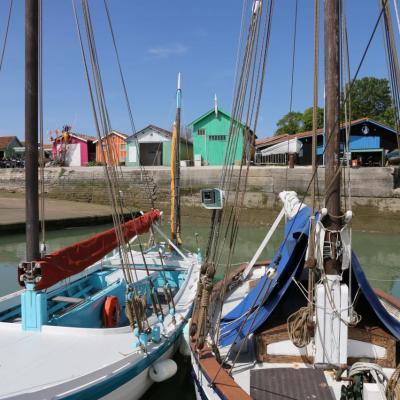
[125,125,192,167]
[189,108,252,166]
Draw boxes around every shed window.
[209,135,226,141]
[197,129,206,136]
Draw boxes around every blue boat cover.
[351,252,400,340]
[219,207,400,347]
[219,207,310,347]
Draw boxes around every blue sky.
[0,1,394,142]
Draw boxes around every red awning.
[19,210,161,290]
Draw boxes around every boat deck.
[250,368,335,400]
[0,252,200,399]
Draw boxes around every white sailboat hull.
[101,343,176,400]
[0,251,201,400]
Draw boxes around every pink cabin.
[52,132,96,166]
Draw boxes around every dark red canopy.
[19,210,161,290]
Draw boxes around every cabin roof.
[92,130,128,143]
[127,124,192,144]
[188,108,235,127]
[256,117,397,147]
[0,136,22,151]
[69,132,97,143]
[127,125,172,140]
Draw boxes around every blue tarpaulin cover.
[219,207,400,347]
[219,207,310,347]
[351,252,400,340]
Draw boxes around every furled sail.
[18,210,161,290]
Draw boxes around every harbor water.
[0,215,399,399]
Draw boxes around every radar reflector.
[200,188,224,210]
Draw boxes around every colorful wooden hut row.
[45,107,253,167]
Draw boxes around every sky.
[0,1,395,142]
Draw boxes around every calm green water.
[1,219,399,297]
[0,218,399,400]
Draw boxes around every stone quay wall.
[0,166,399,215]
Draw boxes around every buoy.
[149,359,177,382]
[102,296,120,328]
[179,320,191,357]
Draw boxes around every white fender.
[149,359,177,382]
[179,319,191,356]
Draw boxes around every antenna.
[214,93,218,117]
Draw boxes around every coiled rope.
[387,364,400,400]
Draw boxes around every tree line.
[274,77,396,135]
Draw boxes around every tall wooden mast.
[324,0,341,274]
[25,0,40,261]
[170,73,182,246]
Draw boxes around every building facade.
[189,108,252,166]
[125,125,192,167]
[52,132,96,167]
[0,136,23,159]
[256,118,399,167]
[94,131,128,166]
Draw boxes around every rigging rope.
[72,0,135,286]
[386,363,400,400]
[208,1,274,347]
[0,0,12,76]
[285,0,299,190]
[380,0,400,152]
[103,0,156,208]
[72,1,168,336]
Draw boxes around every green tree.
[343,77,395,127]
[275,111,304,135]
[302,107,324,131]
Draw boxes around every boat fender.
[179,319,191,356]
[149,359,177,382]
[102,296,121,328]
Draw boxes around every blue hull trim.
[64,325,184,400]
[191,370,211,400]
[191,353,226,400]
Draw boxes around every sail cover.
[219,207,310,347]
[219,207,400,347]
[351,252,400,340]
[18,210,161,290]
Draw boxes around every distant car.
[386,149,400,165]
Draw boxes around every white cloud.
[148,43,188,58]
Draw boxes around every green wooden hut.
[189,108,252,166]
[125,125,192,167]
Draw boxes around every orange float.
[102,296,121,328]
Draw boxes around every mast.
[170,72,182,246]
[324,0,341,274]
[25,0,40,261]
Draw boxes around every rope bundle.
[287,306,312,348]
[387,364,400,400]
